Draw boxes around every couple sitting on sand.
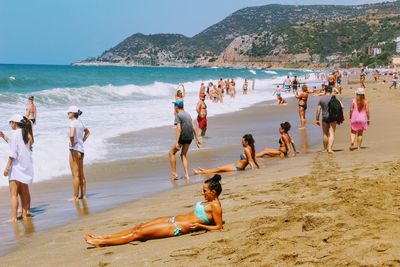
[193,122,297,175]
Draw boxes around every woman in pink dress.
[349,88,370,150]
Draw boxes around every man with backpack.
[315,85,344,153]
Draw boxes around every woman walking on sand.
[0,115,34,222]
[295,84,309,129]
[67,106,90,201]
[257,122,298,158]
[349,88,370,150]
[85,175,223,247]
[193,134,259,174]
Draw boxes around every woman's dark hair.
[205,174,222,196]
[74,110,83,118]
[280,122,291,133]
[243,134,260,168]
[16,116,34,146]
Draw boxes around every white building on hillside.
[396,37,400,53]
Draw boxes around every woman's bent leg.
[257,148,283,158]
[9,181,19,222]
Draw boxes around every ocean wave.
[263,70,278,75]
[249,70,257,75]
[0,82,178,106]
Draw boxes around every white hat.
[8,114,23,123]
[67,106,79,113]
[355,88,365,95]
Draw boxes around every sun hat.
[172,99,184,109]
[67,106,80,113]
[8,114,23,123]
[355,88,365,95]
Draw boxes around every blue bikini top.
[194,202,210,224]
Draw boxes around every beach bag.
[328,96,344,124]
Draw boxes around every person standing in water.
[230,79,236,98]
[0,115,34,222]
[196,93,208,137]
[68,106,90,201]
[243,79,248,95]
[349,88,370,150]
[26,96,37,125]
[169,100,201,180]
[295,84,309,129]
[176,84,186,99]
[291,76,300,93]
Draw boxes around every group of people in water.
[1,68,373,248]
[1,97,90,222]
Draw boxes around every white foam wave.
[249,70,257,75]
[263,70,278,75]
[0,75,286,187]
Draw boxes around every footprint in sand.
[170,248,201,257]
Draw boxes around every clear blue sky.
[0,0,391,65]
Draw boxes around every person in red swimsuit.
[196,92,208,137]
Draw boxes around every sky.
[0,0,392,65]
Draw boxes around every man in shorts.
[169,100,201,180]
[196,93,208,137]
[26,96,37,125]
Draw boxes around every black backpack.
[328,96,344,124]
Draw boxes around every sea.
[0,64,316,187]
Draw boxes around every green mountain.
[76,1,400,67]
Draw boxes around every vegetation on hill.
[248,14,400,66]
[79,1,400,67]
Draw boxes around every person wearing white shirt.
[67,106,90,201]
[0,114,34,222]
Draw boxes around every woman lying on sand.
[193,134,259,174]
[85,175,223,248]
[257,122,298,158]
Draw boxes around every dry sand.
[1,80,400,266]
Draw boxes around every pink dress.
[350,99,368,132]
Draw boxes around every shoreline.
[71,61,324,71]
[0,93,322,255]
[3,78,399,266]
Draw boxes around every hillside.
[75,1,400,68]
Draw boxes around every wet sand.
[2,80,399,266]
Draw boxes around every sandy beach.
[1,78,400,266]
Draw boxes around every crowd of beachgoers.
[1,66,398,248]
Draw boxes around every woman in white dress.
[0,114,34,222]
[67,106,90,201]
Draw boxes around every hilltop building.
[367,46,382,57]
[396,37,400,53]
